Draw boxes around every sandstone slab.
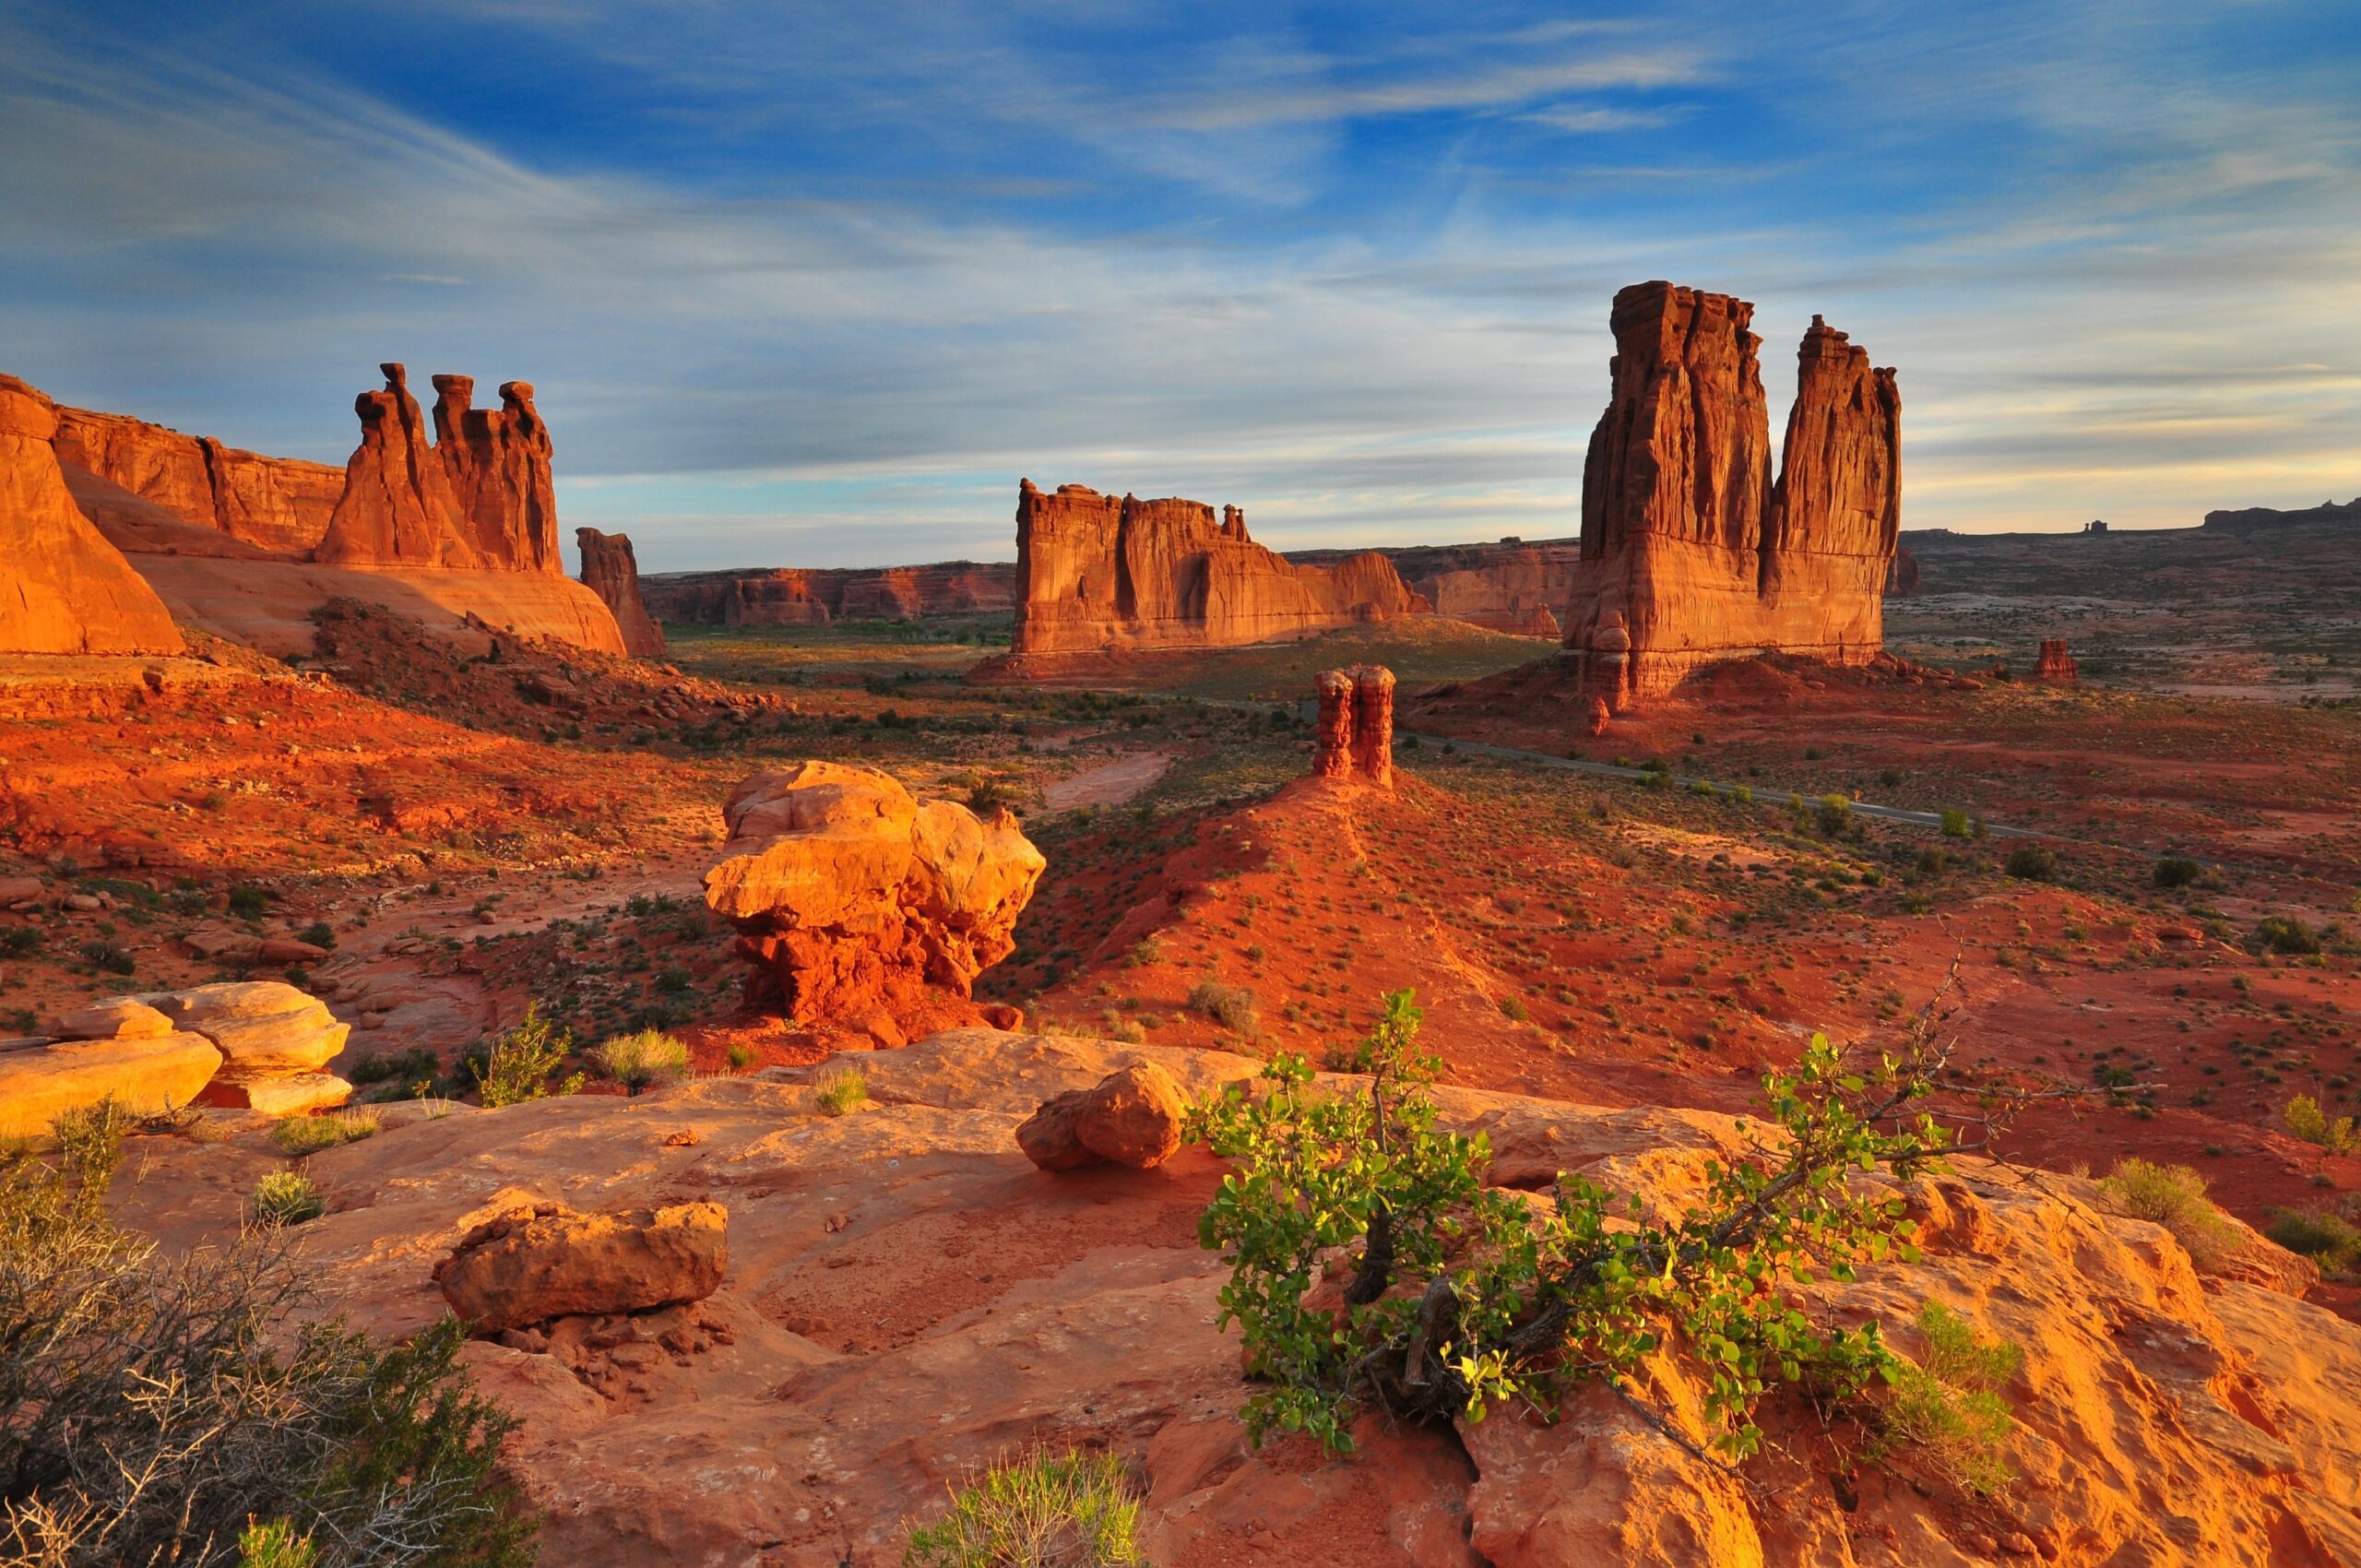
[434,1200,730,1335]
[0,1031,222,1138]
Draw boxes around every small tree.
[472,1003,578,1108]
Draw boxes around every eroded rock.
[2034,638,2078,683]
[1015,1062,1187,1170]
[576,528,666,658]
[0,1031,223,1138]
[435,1201,730,1335]
[1310,665,1396,788]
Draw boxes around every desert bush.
[2153,856,2203,889]
[1186,979,1260,1038]
[813,1065,870,1117]
[2003,844,2057,881]
[0,1121,535,1566]
[268,1111,379,1157]
[2257,915,2322,956]
[1875,1301,2021,1497]
[1187,992,1945,1457]
[590,1029,691,1096]
[2264,1205,2361,1278]
[295,921,338,951]
[348,1046,440,1087]
[227,885,271,920]
[902,1449,1141,1567]
[1939,808,1972,839]
[2097,1158,2237,1266]
[250,1170,325,1227]
[726,1042,758,1071]
[1814,793,1853,837]
[2284,1093,2358,1154]
[1496,993,1529,1023]
[78,939,135,976]
[473,1003,578,1107]
[0,925,42,957]
[1123,936,1164,969]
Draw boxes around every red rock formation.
[435,1201,728,1334]
[1310,665,1396,788]
[1560,284,1900,707]
[1015,1063,1187,1171]
[1291,538,1578,636]
[0,374,185,656]
[314,364,483,568]
[2034,637,2078,683]
[702,762,1046,1039]
[638,562,1015,625]
[997,481,1429,665]
[434,375,562,571]
[576,528,666,658]
[1585,696,1611,737]
[1884,544,1921,596]
[49,406,341,556]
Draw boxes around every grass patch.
[1877,1302,2022,1498]
[813,1064,870,1117]
[902,1449,1142,1567]
[589,1028,690,1096]
[268,1110,380,1157]
[1186,979,1260,1038]
[250,1170,325,1227]
[2097,1157,2238,1267]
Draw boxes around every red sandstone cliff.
[314,364,483,569]
[638,563,1015,625]
[1287,538,1577,636]
[49,406,341,556]
[576,528,666,658]
[1560,283,1900,705]
[0,374,184,655]
[999,481,1429,662]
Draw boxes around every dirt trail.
[1042,751,1171,812]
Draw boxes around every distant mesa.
[1287,537,1575,636]
[2203,496,2361,529]
[576,528,666,658]
[1560,284,1901,707]
[973,480,1429,678]
[2084,518,2108,535]
[639,562,1015,626]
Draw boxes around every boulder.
[147,980,349,1073]
[576,527,666,657]
[434,1201,730,1335]
[0,875,49,907]
[703,761,1045,1032]
[198,1070,351,1116]
[50,996,175,1040]
[0,1032,223,1138]
[1558,285,1899,706]
[1016,1063,1188,1170]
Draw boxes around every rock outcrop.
[314,364,483,569]
[1311,665,1396,787]
[702,762,1046,1037]
[50,404,342,555]
[1560,284,1900,707]
[2034,638,2078,683]
[0,374,186,656]
[1288,538,1578,636]
[1015,1062,1187,1170]
[1885,543,1921,596]
[639,563,1016,626]
[0,1004,222,1138]
[986,481,1429,670]
[435,1200,729,1335]
[433,376,562,572]
[575,529,666,657]
[151,980,352,1115]
[2204,496,2361,529]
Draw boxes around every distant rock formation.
[640,562,1015,625]
[576,528,666,658]
[1884,545,1921,597]
[2203,497,2361,529]
[992,481,1429,667]
[0,374,185,656]
[702,762,1045,1039]
[1560,284,1900,706]
[50,406,342,555]
[1311,665,1396,788]
[433,375,563,572]
[1287,538,1576,636]
[314,364,483,568]
[2034,638,2078,683]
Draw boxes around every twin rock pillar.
[1312,665,1396,788]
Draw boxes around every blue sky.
[4,1,2357,572]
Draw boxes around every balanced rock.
[576,528,667,657]
[1560,285,1899,707]
[0,374,185,656]
[2035,638,2079,683]
[703,762,1045,1030]
[434,1200,729,1335]
[1016,1063,1188,1170]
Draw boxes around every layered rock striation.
[1560,284,1900,705]
[993,481,1429,667]
[0,374,186,656]
[702,762,1045,1039]
[575,528,666,658]
[51,405,343,555]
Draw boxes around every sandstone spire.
[576,527,667,657]
[314,364,482,568]
[434,375,562,572]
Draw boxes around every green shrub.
[1187,992,1944,1457]
[1876,1301,2020,1497]
[726,1042,758,1071]
[78,939,135,976]
[473,1003,577,1107]
[2097,1158,2237,1266]
[902,1449,1141,1567]
[295,921,338,951]
[251,1170,325,1227]
[0,925,42,957]
[1123,936,1165,969]
[2153,856,2202,889]
[2258,916,2322,956]
[1496,993,1529,1023]
[2003,844,2057,881]
[1940,808,1972,839]
[347,1046,440,1087]
[227,885,270,920]
[590,1029,691,1096]
[1186,979,1260,1038]
[813,1065,869,1117]
[268,1110,379,1157]
[1814,793,1853,836]
[2264,1206,2361,1277]
[236,1518,317,1568]
[2284,1093,2358,1154]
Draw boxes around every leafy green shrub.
[590,1028,691,1096]
[0,925,42,957]
[227,885,271,920]
[1814,793,1853,836]
[2153,856,2202,889]
[2097,1158,2236,1267]
[1496,993,1529,1023]
[726,1042,758,1071]
[473,1003,578,1107]
[1123,936,1165,969]
[295,921,338,951]
[347,1046,440,1087]
[2257,916,2322,956]
[269,1111,379,1157]
[1940,808,1972,839]
[251,1170,325,1227]
[2284,1093,2358,1154]
[0,1123,537,1564]
[1187,992,1944,1457]
[78,939,135,976]
[813,1065,869,1117]
[902,1450,1141,1567]
[1875,1301,2020,1497]
[2264,1206,2361,1278]
[1186,979,1260,1038]
[2003,844,2057,881]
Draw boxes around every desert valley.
[6,9,2361,1568]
